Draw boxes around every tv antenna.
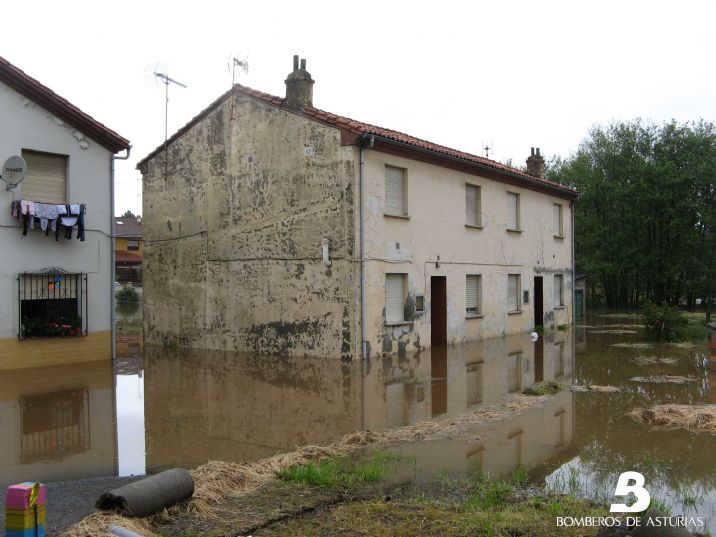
[227,53,249,119]
[228,55,249,86]
[154,71,187,178]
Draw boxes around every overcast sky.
[3,0,715,215]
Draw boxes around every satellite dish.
[2,155,27,190]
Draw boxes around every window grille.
[18,271,87,339]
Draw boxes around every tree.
[548,119,716,309]
[120,210,137,219]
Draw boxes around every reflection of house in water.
[0,360,116,487]
[143,331,573,473]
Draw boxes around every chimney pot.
[526,146,545,178]
[285,54,315,109]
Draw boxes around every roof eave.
[0,59,130,153]
[362,134,578,200]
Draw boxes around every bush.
[115,284,138,304]
[642,302,706,342]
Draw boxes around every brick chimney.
[284,55,314,109]
[526,147,545,178]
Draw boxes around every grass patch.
[277,452,402,489]
[522,380,563,396]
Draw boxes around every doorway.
[534,276,544,327]
[431,276,447,345]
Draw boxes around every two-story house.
[114,215,143,286]
[138,56,576,360]
[0,56,130,369]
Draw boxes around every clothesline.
[10,200,86,241]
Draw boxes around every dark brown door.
[534,276,544,327]
[431,276,447,345]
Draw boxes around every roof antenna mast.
[154,71,187,178]
[227,54,249,119]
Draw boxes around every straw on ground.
[629,405,716,432]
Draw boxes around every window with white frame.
[384,165,407,217]
[508,274,521,312]
[385,273,407,323]
[21,150,68,204]
[507,192,520,231]
[553,203,563,237]
[466,274,482,316]
[465,184,481,226]
[554,274,564,307]
[127,240,139,251]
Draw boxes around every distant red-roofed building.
[114,216,143,285]
[137,56,577,359]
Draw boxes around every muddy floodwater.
[1,314,714,533]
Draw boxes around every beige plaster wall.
[360,149,573,356]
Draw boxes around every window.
[508,274,521,312]
[19,272,86,339]
[385,165,407,217]
[127,240,139,251]
[21,150,67,203]
[553,203,563,237]
[385,273,407,323]
[554,274,564,307]
[507,192,520,231]
[466,275,482,316]
[465,184,481,227]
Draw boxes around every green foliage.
[277,452,401,489]
[464,474,513,510]
[534,325,544,335]
[511,466,529,486]
[522,380,563,396]
[549,119,716,309]
[642,302,707,341]
[115,284,138,303]
[557,323,568,332]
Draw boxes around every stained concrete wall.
[141,94,357,359]
[0,80,114,365]
[361,149,573,357]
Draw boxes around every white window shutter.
[554,204,562,236]
[507,193,518,230]
[554,275,564,307]
[466,185,480,226]
[21,150,67,203]
[508,274,520,311]
[466,275,479,313]
[385,274,405,322]
[385,166,405,216]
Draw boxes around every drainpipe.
[570,200,575,324]
[359,134,373,432]
[111,147,131,364]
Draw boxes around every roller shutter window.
[385,166,406,216]
[466,275,481,314]
[385,273,405,323]
[554,203,563,236]
[554,274,564,307]
[508,274,520,312]
[21,150,67,203]
[466,184,480,226]
[507,192,519,230]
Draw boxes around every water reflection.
[0,360,116,488]
[538,319,716,533]
[144,331,574,473]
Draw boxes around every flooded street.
[1,314,714,533]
